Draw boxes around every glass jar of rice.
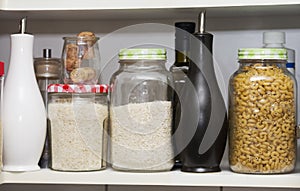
[109,48,174,172]
[48,84,108,171]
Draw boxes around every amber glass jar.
[228,48,297,174]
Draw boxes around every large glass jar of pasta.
[109,48,174,172]
[229,48,297,174]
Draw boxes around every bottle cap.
[43,49,52,58]
[0,62,4,75]
[119,48,166,60]
[238,48,287,60]
[263,32,286,44]
[175,22,196,34]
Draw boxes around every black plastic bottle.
[180,11,228,172]
[170,22,195,169]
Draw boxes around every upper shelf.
[0,1,300,21]
[0,0,300,10]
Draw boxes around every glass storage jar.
[228,48,297,174]
[62,36,101,84]
[109,48,174,172]
[48,84,108,171]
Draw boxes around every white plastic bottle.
[263,31,295,74]
[2,18,46,171]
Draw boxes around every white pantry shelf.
[0,1,300,21]
[1,168,300,188]
[0,0,299,10]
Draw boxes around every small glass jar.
[229,48,297,174]
[109,48,174,172]
[48,84,108,171]
[62,36,101,84]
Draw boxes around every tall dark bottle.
[180,11,228,172]
[170,22,195,168]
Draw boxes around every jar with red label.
[47,84,108,171]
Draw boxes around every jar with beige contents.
[228,48,297,174]
[48,84,108,171]
[109,48,174,172]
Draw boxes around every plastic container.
[48,84,108,171]
[62,36,101,84]
[263,31,295,74]
[228,48,297,174]
[109,48,174,172]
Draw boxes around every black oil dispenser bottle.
[180,11,228,172]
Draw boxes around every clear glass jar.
[109,48,174,172]
[229,48,297,174]
[62,36,101,84]
[48,84,108,171]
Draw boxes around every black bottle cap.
[43,49,52,58]
[175,22,196,34]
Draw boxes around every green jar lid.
[238,48,287,60]
[119,48,167,60]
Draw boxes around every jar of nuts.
[228,48,297,174]
[62,32,100,84]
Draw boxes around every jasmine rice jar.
[109,48,174,172]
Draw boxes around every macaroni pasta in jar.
[228,48,297,174]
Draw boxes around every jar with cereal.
[228,48,297,174]
[109,48,174,172]
[48,84,108,171]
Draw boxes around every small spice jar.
[48,84,108,171]
[109,48,174,172]
[34,48,63,168]
[228,48,297,174]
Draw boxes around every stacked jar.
[109,48,174,172]
[47,32,108,171]
[228,48,297,174]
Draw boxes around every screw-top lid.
[263,32,286,44]
[119,48,167,60]
[0,62,4,75]
[47,84,109,93]
[175,22,196,34]
[238,48,287,60]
